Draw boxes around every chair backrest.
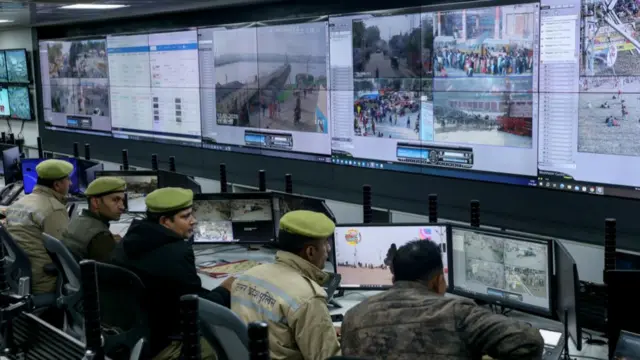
[95,262,149,360]
[128,338,147,360]
[0,225,32,294]
[42,233,84,339]
[198,297,249,360]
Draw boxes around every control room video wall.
[36,0,640,200]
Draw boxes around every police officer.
[5,159,73,294]
[231,210,341,360]
[111,187,232,360]
[63,177,126,262]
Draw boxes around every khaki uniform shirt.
[231,251,341,360]
[341,281,544,360]
[63,209,116,262]
[5,185,69,294]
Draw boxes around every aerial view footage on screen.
[451,228,549,309]
[6,50,29,83]
[579,1,640,158]
[42,40,111,133]
[8,86,31,120]
[200,22,331,155]
[335,225,447,287]
[0,52,7,83]
[192,199,272,242]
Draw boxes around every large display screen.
[6,49,29,83]
[199,20,331,161]
[35,1,640,199]
[40,39,111,135]
[0,52,7,83]
[334,224,447,289]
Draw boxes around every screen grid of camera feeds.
[450,228,550,312]
[6,50,29,83]
[40,40,111,133]
[198,21,331,156]
[329,4,539,178]
[0,52,7,83]
[334,225,447,288]
[192,198,274,243]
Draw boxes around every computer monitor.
[76,159,103,194]
[158,170,202,194]
[554,240,582,351]
[95,170,159,213]
[192,193,275,244]
[616,251,640,270]
[613,331,640,360]
[22,157,80,194]
[448,225,553,317]
[1,145,20,184]
[334,223,448,289]
[606,270,640,359]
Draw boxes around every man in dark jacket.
[341,239,544,360]
[111,187,231,360]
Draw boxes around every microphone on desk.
[121,149,129,171]
[285,174,293,194]
[248,321,270,360]
[37,137,44,159]
[151,154,159,171]
[428,194,438,223]
[73,142,79,158]
[363,184,372,224]
[169,156,176,172]
[470,200,480,227]
[220,163,228,193]
[84,143,91,160]
[258,170,266,192]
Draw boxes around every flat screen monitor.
[448,225,553,317]
[191,193,275,244]
[39,39,112,136]
[0,51,7,82]
[616,251,640,270]
[613,331,640,360]
[607,270,640,359]
[21,157,79,194]
[197,19,332,162]
[107,32,202,147]
[158,170,202,194]
[76,159,103,193]
[5,49,29,83]
[95,170,158,212]
[2,146,20,184]
[334,223,447,289]
[8,86,32,120]
[0,85,10,117]
[554,240,582,351]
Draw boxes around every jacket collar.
[33,185,67,205]
[392,280,439,295]
[81,209,110,226]
[275,251,329,286]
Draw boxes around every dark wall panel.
[34,0,640,251]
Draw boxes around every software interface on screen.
[95,174,158,212]
[334,225,447,288]
[0,86,9,117]
[8,86,31,120]
[450,227,551,312]
[192,198,274,243]
[39,40,111,135]
[328,5,540,184]
[109,31,202,146]
[198,22,331,160]
[6,50,29,83]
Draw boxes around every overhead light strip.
[59,4,130,10]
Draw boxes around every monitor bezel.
[334,222,449,291]
[192,192,277,245]
[447,224,554,318]
[554,239,582,351]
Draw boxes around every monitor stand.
[328,299,342,309]
[560,309,574,360]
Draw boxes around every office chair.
[12,312,86,360]
[198,297,249,360]
[42,233,84,340]
[181,295,202,360]
[67,203,77,218]
[0,225,56,309]
[95,261,150,360]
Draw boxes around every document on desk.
[539,329,562,346]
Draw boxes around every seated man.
[5,159,73,294]
[231,210,341,360]
[341,239,544,360]
[63,177,126,261]
[111,187,232,360]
